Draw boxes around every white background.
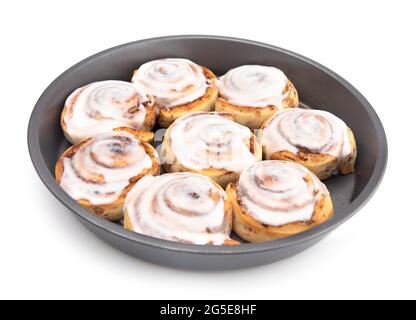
[1,0,415,300]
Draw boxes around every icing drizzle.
[132,58,210,109]
[217,65,289,108]
[259,108,353,168]
[237,161,329,227]
[166,112,259,172]
[124,173,232,245]
[60,131,153,205]
[63,80,154,144]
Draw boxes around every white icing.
[63,80,154,144]
[132,58,209,109]
[259,108,353,168]
[217,65,289,108]
[60,131,153,205]
[124,173,232,245]
[167,112,259,172]
[237,161,329,227]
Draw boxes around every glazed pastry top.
[62,80,154,144]
[132,58,210,109]
[60,131,154,205]
[124,173,232,245]
[236,161,329,226]
[217,65,290,108]
[259,108,353,163]
[166,112,258,172]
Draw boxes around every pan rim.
[27,35,388,255]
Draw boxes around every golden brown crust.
[140,99,158,131]
[158,65,218,128]
[55,128,160,221]
[282,80,299,109]
[265,128,357,180]
[112,127,155,143]
[215,80,299,130]
[123,211,134,230]
[338,128,357,175]
[226,183,334,242]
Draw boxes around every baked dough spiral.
[132,58,218,127]
[215,65,299,129]
[161,112,262,187]
[124,173,239,245]
[258,108,357,180]
[61,80,156,144]
[55,128,160,221]
[227,160,334,242]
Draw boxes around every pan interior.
[33,37,384,247]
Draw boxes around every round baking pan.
[28,35,387,270]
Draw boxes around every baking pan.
[27,35,388,270]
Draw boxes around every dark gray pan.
[27,35,388,270]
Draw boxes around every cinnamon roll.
[124,173,239,245]
[161,112,262,188]
[227,161,334,242]
[215,65,299,130]
[61,80,157,144]
[55,128,160,221]
[132,58,218,127]
[258,108,357,180]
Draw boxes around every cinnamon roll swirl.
[215,65,299,130]
[161,112,262,188]
[227,161,334,242]
[55,128,160,221]
[258,108,357,180]
[132,58,218,127]
[61,80,157,144]
[124,173,239,245]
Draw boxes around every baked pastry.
[161,112,262,188]
[61,80,157,144]
[132,58,218,127]
[258,108,357,180]
[227,161,334,242]
[55,128,160,221]
[124,172,239,245]
[215,65,299,130]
